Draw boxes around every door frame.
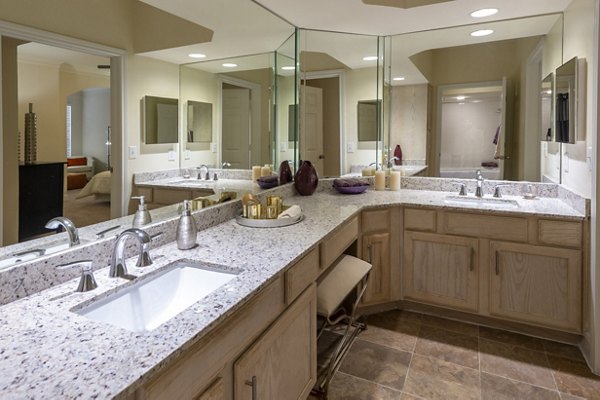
[302,69,345,175]
[219,75,261,169]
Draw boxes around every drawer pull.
[495,251,500,275]
[245,376,257,400]
[470,247,474,271]
[367,244,372,263]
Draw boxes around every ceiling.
[17,0,573,78]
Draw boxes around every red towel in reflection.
[394,144,402,165]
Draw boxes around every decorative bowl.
[333,185,368,194]
[257,180,279,189]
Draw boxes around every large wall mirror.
[187,100,212,145]
[141,95,179,155]
[298,29,382,178]
[385,13,564,182]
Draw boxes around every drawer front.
[362,208,390,233]
[444,212,528,242]
[153,188,192,205]
[285,247,320,304]
[538,219,582,249]
[404,208,436,232]
[192,188,216,199]
[135,186,154,203]
[320,216,359,269]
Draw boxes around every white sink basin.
[444,195,519,209]
[74,261,241,332]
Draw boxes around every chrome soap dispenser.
[132,196,152,227]
[177,200,197,250]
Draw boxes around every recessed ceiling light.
[470,29,494,37]
[470,8,498,18]
[188,53,206,59]
[458,102,465,105]
[281,66,295,70]
[393,77,405,81]
[222,63,238,68]
[456,95,466,100]
[363,56,379,61]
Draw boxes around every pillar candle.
[252,166,262,181]
[389,171,401,191]
[375,170,386,191]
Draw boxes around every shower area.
[438,80,510,180]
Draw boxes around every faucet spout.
[45,217,80,246]
[109,228,152,278]
[475,169,484,198]
[197,164,210,180]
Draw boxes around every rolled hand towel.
[278,205,302,219]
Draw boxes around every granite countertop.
[0,185,586,399]
[135,176,261,194]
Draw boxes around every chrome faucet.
[45,217,80,246]
[387,156,400,168]
[475,169,484,198]
[109,228,153,278]
[222,162,231,169]
[369,162,382,170]
[197,164,210,180]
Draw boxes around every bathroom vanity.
[0,177,588,399]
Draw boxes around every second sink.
[73,260,241,332]
[444,195,519,209]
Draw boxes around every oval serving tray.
[235,213,304,228]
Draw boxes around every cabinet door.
[196,377,224,400]
[234,284,316,400]
[490,241,581,332]
[362,232,391,305]
[404,231,479,312]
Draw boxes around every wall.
[390,84,428,163]
[80,88,110,172]
[126,54,180,208]
[559,0,594,198]
[345,67,380,172]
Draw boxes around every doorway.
[303,75,342,177]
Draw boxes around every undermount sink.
[444,195,519,209]
[73,260,241,332]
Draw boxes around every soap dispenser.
[176,200,197,250]
[132,196,152,227]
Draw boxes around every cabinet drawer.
[362,209,390,233]
[443,212,527,242]
[538,219,582,249]
[153,188,192,205]
[404,208,436,232]
[285,247,320,304]
[143,277,285,400]
[320,217,359,269]
[192,188,215,199]
[135,186,153,203]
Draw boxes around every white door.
[222,88,251,169]
[300,85,324,175]
[495,77,513,179]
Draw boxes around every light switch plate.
[184,150,191,160]
[280,141,288,152]
[347,142,356,153]
[128,145,137,159]
[211,143,217,153]
[168,150,176,161]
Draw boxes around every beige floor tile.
[479,326,546,351]
[366,310,422,331]
[403,354,480,400]
[479,338,556,390]
[326,372,403,400]
[400,393,427,400]
[339,339,412,391]
[360,322,420,352]
[480,372,561,400]
[559,393,587,400]
[548,355,600,399]
[543,341,586,363]
[419,314,480,337]
[415,326,479,369]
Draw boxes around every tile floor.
[316,310,600,400]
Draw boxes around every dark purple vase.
[279,160,293,185]
[294,160,318,195]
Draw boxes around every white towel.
[278,205,302,219]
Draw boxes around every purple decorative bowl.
[333,185,368,194]
[257,180,279,189]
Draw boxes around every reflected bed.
[76,170,111,201]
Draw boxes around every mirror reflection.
[541,73,554,142]
[187,101,212,144]
[385,14,564,182]
[142,95,179,144]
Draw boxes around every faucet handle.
[493,184,511,198]
[458,183,467,196]
[57,260,98,292]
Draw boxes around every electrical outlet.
[184,150,191,160]
[347,142,356,153]
[128,145,137,159]
[211,143,217,153]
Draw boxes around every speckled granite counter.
[0,179,587,399]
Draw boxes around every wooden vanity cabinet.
[234,284,316,400]
[404,231,479,312]
[360,209,392,305]
[490,241,582,332]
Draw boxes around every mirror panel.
[387,14,563,181]
[187,100,212,145]
[541,73,554,141]
[142,95,179,144]
[555,56,585,144]
[275,32,298,171]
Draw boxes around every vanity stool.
[312,254,371,399]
